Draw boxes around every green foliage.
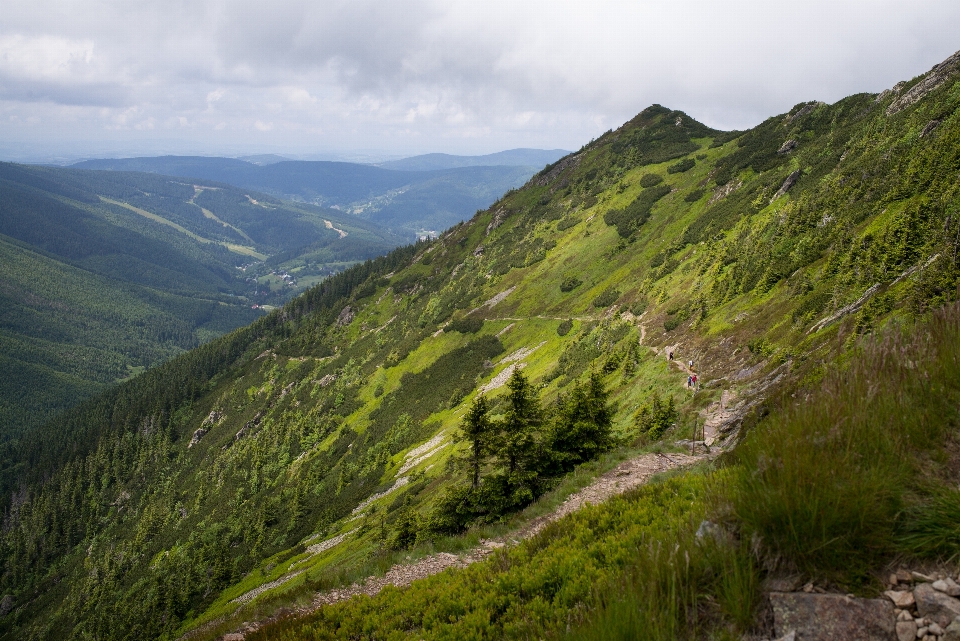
[444,316,484,334]
[609,105,716,168]
[603,184,671,238]
[899,488,960,560]
[684,188,706,203]
[663,307,690,331]
[557,319,573,336]
[387,504,424,550]
[251,474,712,641]
[560,275,583,292]
[6,56,960,641]
[633,392,677,439]
[548,372,614,471]
[592,287,621,308]
[727,306,960,583]
[431,370,614,533]
[638,173,664,188]
[667,158,695,174]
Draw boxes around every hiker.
[668,350,674,360]
[692,374,698,388]
[687,375,693,387]
[688,359,693,369]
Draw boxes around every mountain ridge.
[3,49,960,640]
[70,155,562,234]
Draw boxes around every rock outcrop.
[770,592,895,640]
[886,50,960,116]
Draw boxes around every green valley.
[2,49,960,640]
[0,164,405,435]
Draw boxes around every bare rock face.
[784,102,818,124]
[778,139,799,154]
[0,595,13,617]
[534,153,582,188]
[771,170,802,202]
[920,119,942,138]
[336,306,354,327]
[769,592,896,640]
[886,49,960,116]
[708,179,742,205]
[915,582,960,627]
[188,427,207,448]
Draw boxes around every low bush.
[445,316,484,334]
[560,275,583,292]
[592,288,621,308]
[603,185,671,238]
[557,319,573,336]
[684,188,706,203]
[667,158,695,174]
[639,173,664,188]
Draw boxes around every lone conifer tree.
[462,395,491,488]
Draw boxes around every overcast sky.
[2,0,959,161]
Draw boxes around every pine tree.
[461,395,491,489]
[496,369,543,477]
[551,372,614,470]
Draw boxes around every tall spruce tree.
[497,369,543,477]
[462,395,491,489]
[550,372,614,471]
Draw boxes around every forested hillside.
[72,156,556,235]
[2,50,959,640]
[0,164,404,434]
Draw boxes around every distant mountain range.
[376,148,569,171]
[73,149,570,234]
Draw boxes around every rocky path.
[216,451,706,640]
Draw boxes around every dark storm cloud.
[1,0,959,156]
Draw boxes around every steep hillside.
[0,164,404,435]
[3,50,960,640]
[72,156,554,235]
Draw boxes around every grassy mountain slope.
[72,156,557,234]
[3,51,960,640]
[0,164,404,435]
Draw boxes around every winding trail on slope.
[216,451,707,640]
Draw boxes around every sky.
[2,0,959,162]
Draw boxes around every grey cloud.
[1,0,960,156]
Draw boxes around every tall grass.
[725,304,960,583]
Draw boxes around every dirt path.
[217,451,706,640]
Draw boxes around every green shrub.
[663,308,689,331]
[639,173,664,188]
[560,276,583,292]
[667,158,695,174]
[445,316,484,334]
[557,319,573,336]
[633,391,677,439]
[603,185,671,238]
[684,188,706,203]
[557,215,580,231]
[592,288,621,308]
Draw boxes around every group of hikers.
[667,350,699,390]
